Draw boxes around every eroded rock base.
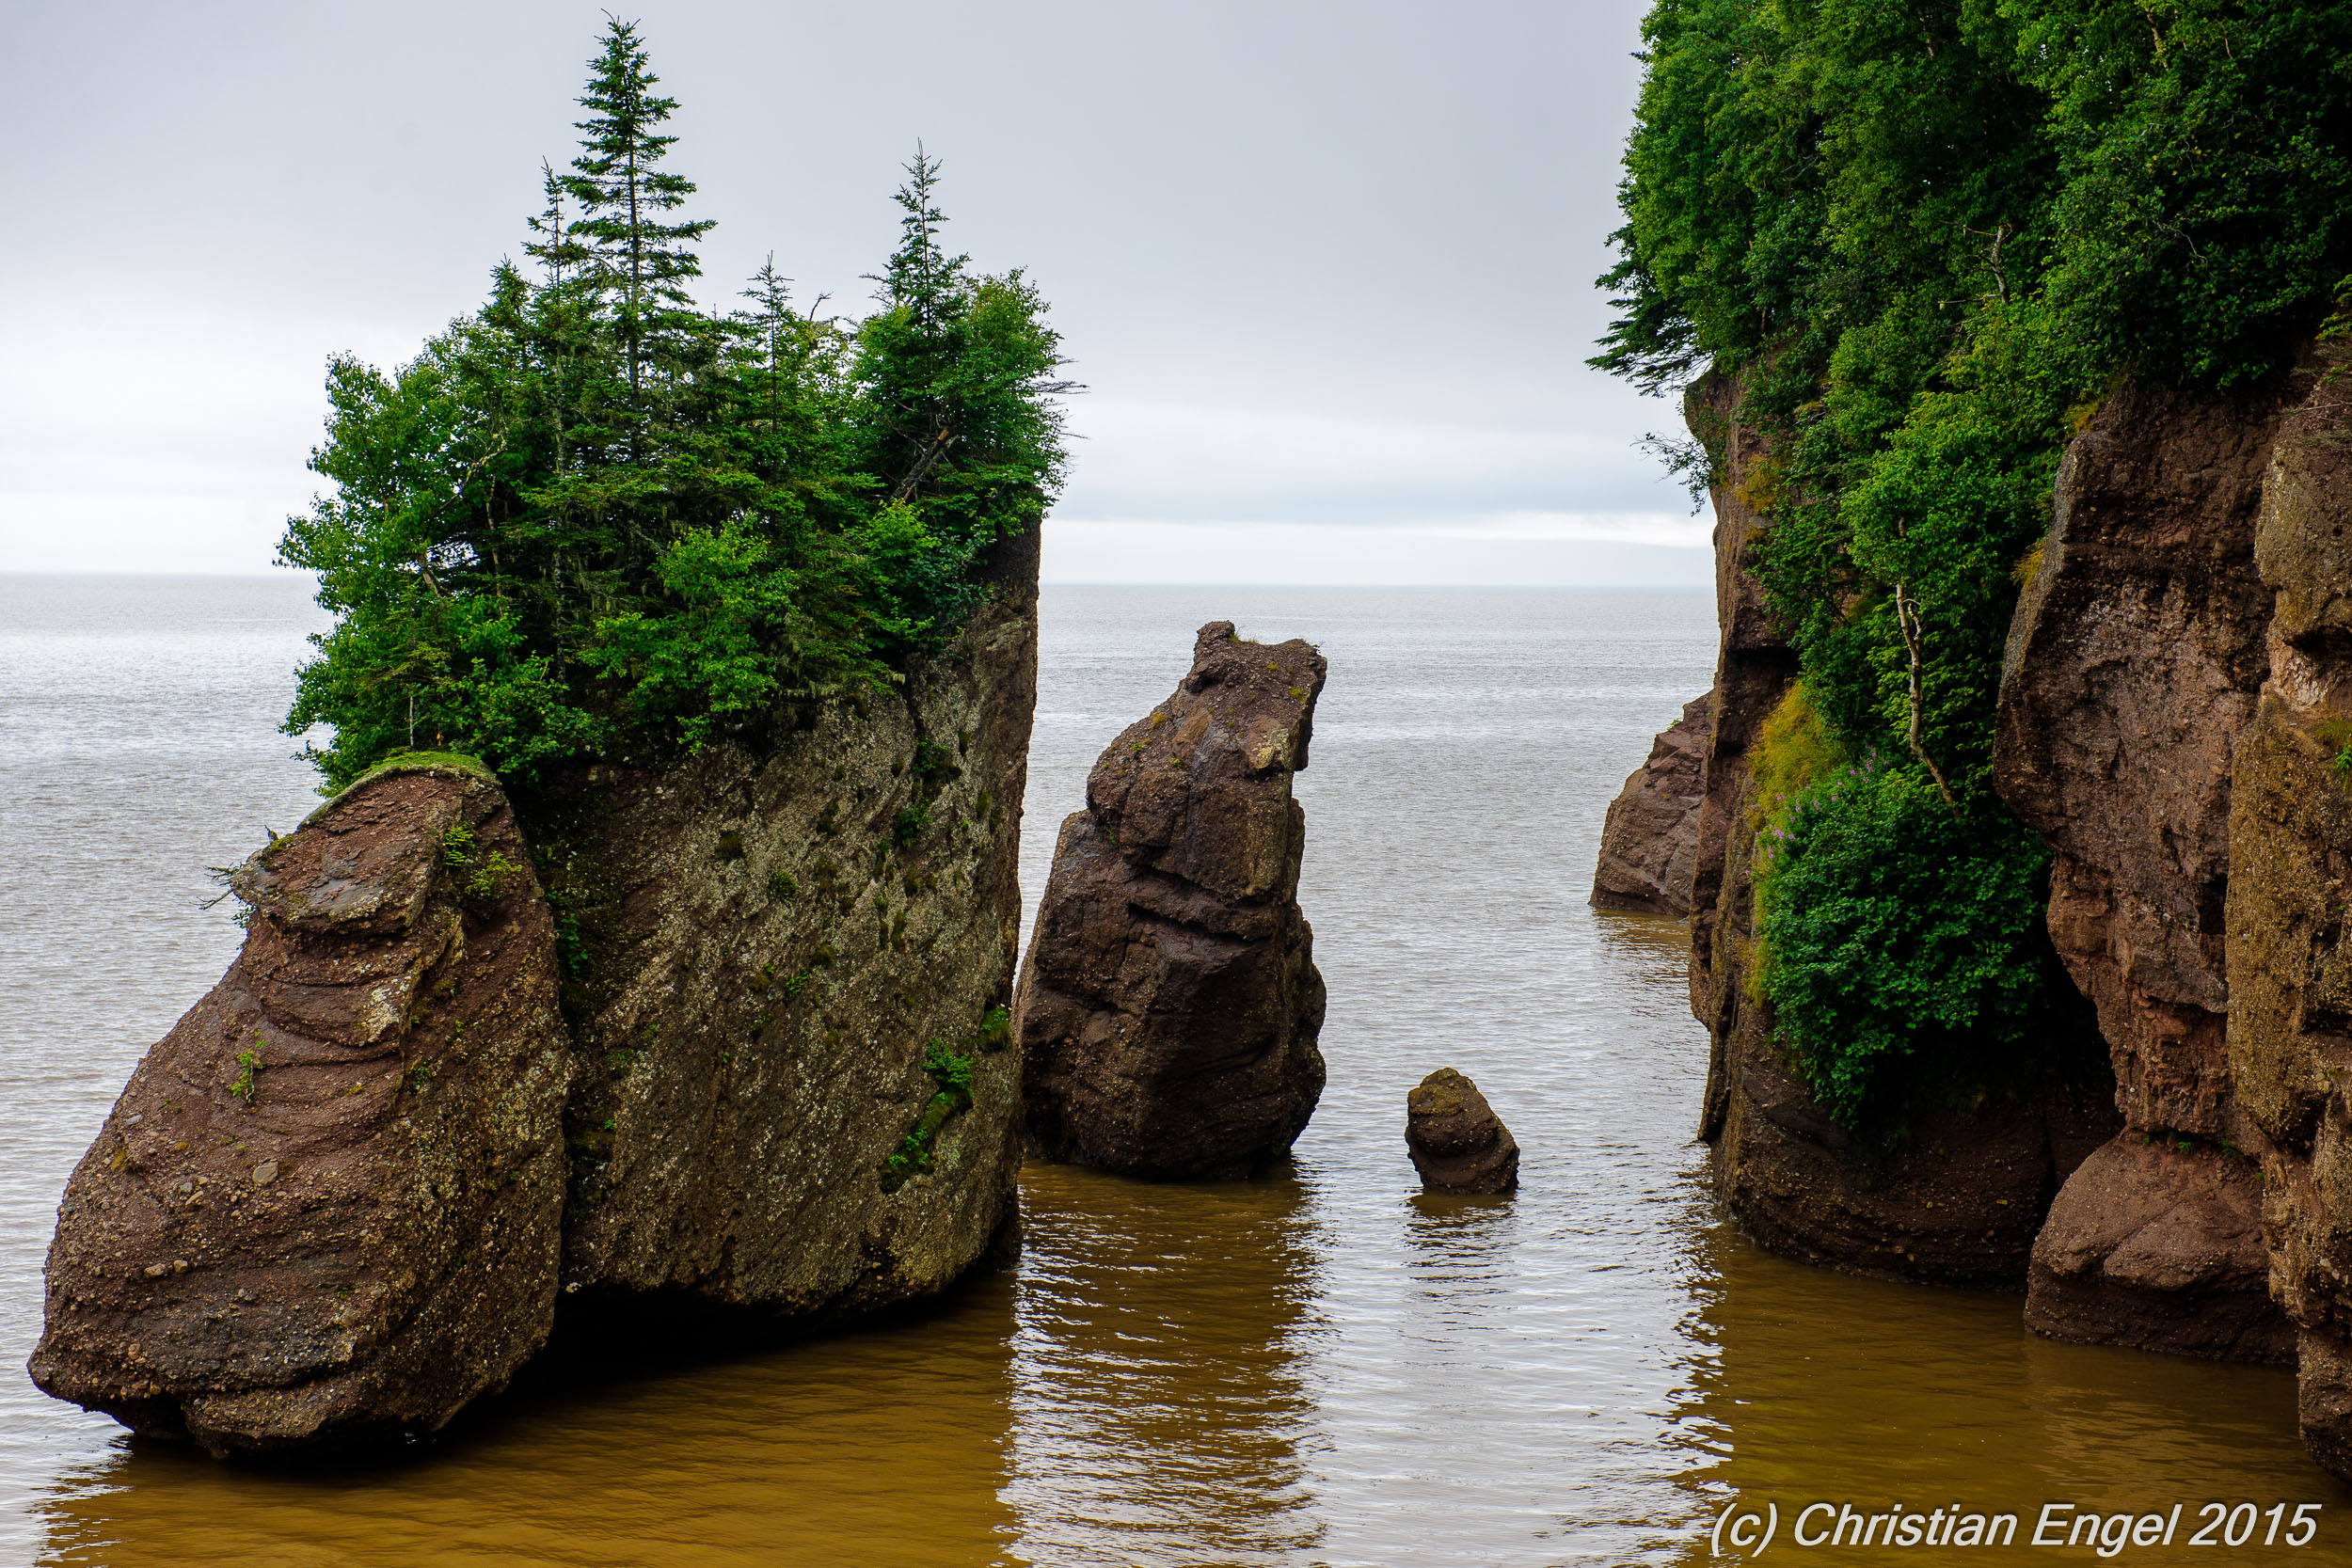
[2025,1136,2289,1361]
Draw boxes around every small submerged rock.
[1406,1069,1518,1195]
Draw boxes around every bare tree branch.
[1894,582,1959,810]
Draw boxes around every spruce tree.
[280,23,1068,790]
[560,17,714,406]
[850,149,1070,648]
[863,146,974,504]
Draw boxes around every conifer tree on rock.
[560,17,714,411]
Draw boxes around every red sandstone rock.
[28,760,570,1453]
[1015,621,1327,1179]
[1994,374,2289,1141]
[1994,371,2302,1359]
[1406,1069,1518,1194]
[1592,693,1711,915]
[2025,1136,2289,1361]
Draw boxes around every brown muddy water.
[1,577,2340,1566]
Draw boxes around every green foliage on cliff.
[280,20,1069,791]
[879,1040,977,1193]
[1753,757,2070,1124]
[1600,0,2352,1124]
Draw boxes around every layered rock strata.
[1682,368,2118,1286]
[30,758,570,1452]
[1995,372,2299,1358]
[34,531,1042,1451]
[1016,621,1327,1179]
[1592,693,1712,915]
[1406,1069,1518,1195]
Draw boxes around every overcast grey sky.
[1,0,1707,584]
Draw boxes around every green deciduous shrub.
[1753,760,2069,1128]
[879,1040,978,1192]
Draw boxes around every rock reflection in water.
[1669,1226,2344,1567]
[1006,1164,1324,1566]
[35,1280,1025,1567]
[1405,1192,1520,1305]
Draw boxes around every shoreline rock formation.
[1406,1069,1518,1195]
[1592,693,1711,915]
[1619,340,2352,1475]
[30,758,570,1452]
[2224,338,2352,1463]
[1994,370,2297,1361]
[1015,621,1327,1180]
[32,531,1041,1453]
[1670,369,2118,1288]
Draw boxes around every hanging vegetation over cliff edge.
[279,18,1072,792]
[1597,0,2352,1127]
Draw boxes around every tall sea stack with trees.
[31,18,1067,1453]
[1590,0,2352,1473]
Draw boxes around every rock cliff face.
[30,759,570,1452]
[2226,341,2352,1469]
[1684,372,1800,1041]
[1016,621,1327,1179]
[1994,372,2298,1359]
[32,532,1041,1450]
[1591,693,1711,915]
[530,530,1037,1317]
[1645,342,2352,1476]
[1680,368,2118,1287]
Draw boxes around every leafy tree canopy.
[1597,0,2352,1126]
[279,18,1072,791]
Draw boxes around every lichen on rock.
[527,528,1039,1320]
[2226,344,2352,1472]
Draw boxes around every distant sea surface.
[0,576,2324,1566]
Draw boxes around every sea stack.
[30,758,571,1453]
[1016,620,1327,1179]
[31,528,1043,1454]
[1406,1069,1519,1194]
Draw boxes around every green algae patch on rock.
[1406,1069,1519,1195]
[300,751,501,828]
